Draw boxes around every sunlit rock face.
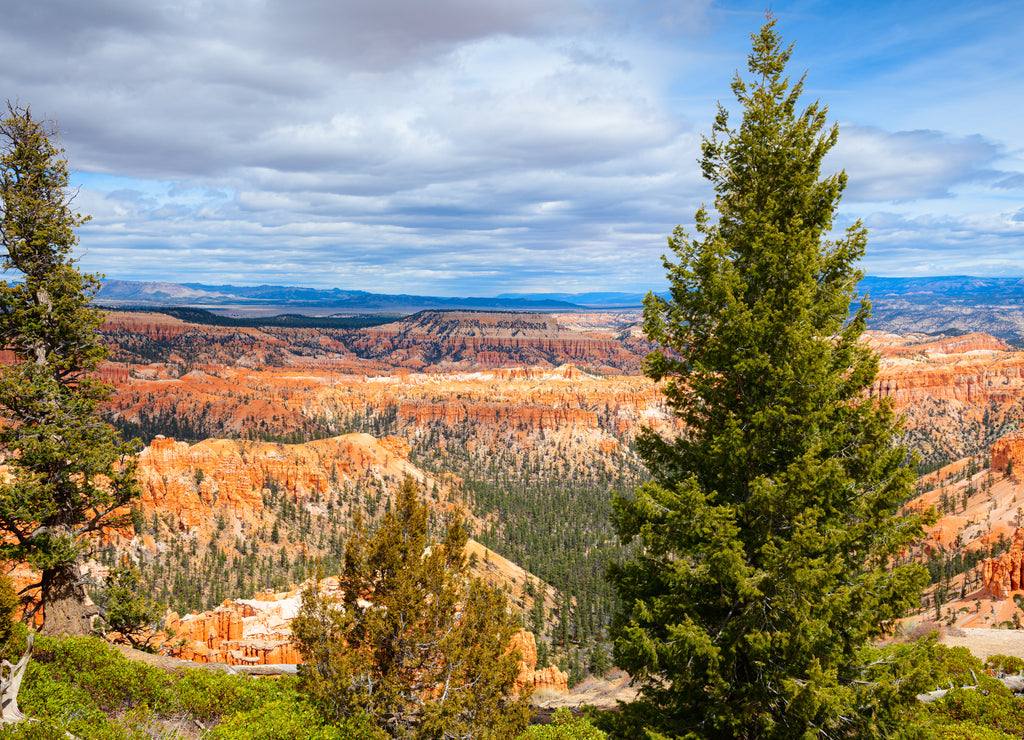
[982,529,1024,600]
[165,579,568,695]
[868,332,1024,467]
[134,433,415,530]
[991,430,1024,476]
[347,311,643,373]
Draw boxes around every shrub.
[208,698,384,740]
[986,654,1024,675]
[931,689,1024,737]
[9,634,300,738]
[518,709,607,739]
[932,721,1015,740]
[170,666,291,721]
[0,573,19,658]
[26,636,172,714]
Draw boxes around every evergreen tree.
[607,19,928,739]
[95,563,164,650]
[0,103,141,635]
[292,477,529,739]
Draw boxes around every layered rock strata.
[99,324,1024,471]
[992,430,1024,475]
[134,433,417,530]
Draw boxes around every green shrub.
[930,688,1024,738]
[0,721,70,740]
[170,666,292,721]
[208,698,384,740]
[518,709,607,739]
[0,573,19,659]
[11,634,299,738]
[26,636,173,715]
[986,654,1024,675]
[932,721,1016,740]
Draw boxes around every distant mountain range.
[95,280,584,312]
[95,276,1024,344]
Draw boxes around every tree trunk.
[0,633,32,724]
[39,565,96,637]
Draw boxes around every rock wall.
[992,430,1024,474]
[133,433,417,531]
[166,595,304,666]
[509,629,569,695]
[866,332,1024,465]
[101,310,647,374]
[871,357,1024,407]
[349,311,640,372]
[398,401,599,431]
[872,332,1009,357]
[983,528,1024,599]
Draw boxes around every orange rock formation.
[992,430,1024,475]
[166,593,303,667]
[133,433,418,530]
[349,311,640,373]
[509,629,569,694]
[165,580,568,694]
[99,320,1024,473]
[983,528,1024,600]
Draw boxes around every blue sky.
[2,0,1022,295]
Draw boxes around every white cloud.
[2,0,1023,293]
[829,126,1005,202]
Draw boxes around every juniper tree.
[0,103,141,635]
[292,478,529,739]
[95,563,164,650]
[607,19,928,739]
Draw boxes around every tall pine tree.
[607,19,928,739]
[0,103,141,635]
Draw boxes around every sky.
[2,0,1022,296]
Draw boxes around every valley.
[79,307,1024,690]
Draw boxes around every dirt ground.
[939,627,1024,660]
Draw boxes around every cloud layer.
[2,0,1022,294]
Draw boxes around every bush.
[932,721,1016,740]
[930,689,1024,738]
[986,654,1024,675]
[25,636,172,715]
[170,666,291,722]
[518,709,607,739]
[209,698,384,740]
[8,634,299,738]
[0,722,70,740]
[0,573,19,658]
